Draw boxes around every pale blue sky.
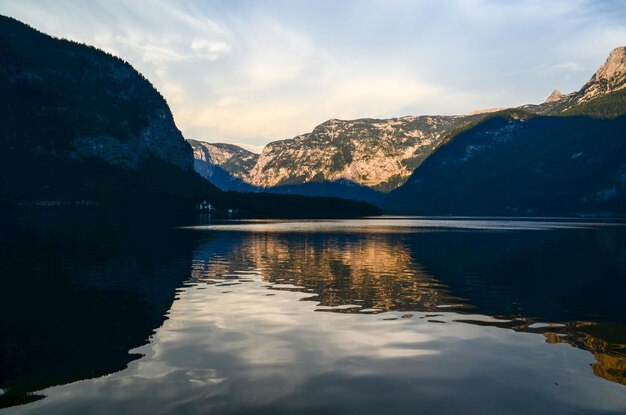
[1,0,625,151]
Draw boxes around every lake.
[1,214,626,414]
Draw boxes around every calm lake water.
[2,215,626,414]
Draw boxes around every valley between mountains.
[190,46,626,215]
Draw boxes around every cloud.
[112,34,231,64]
[534,62,586,77]
[190,39,231,57]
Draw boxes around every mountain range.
[1,12,625,217]
[190,45,626,215]
[189,114,483,199]
[385,47,626,215]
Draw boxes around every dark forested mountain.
[265,179,384,205]
[383,112,626,216]
[0,15,380,218]
[562,87,626,119]
[0,14,207,207]
[0,15,193,171]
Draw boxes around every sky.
[1,0,625,152]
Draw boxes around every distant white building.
[197,201,215,212]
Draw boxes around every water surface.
[2,216,626,414]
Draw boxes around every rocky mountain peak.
[593,46,626,84]
[578,46,626,103]
[545,89,564,103]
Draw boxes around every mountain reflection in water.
[187,220,626,386]
[2,215,626,414]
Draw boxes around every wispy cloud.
[1,0,624,147]
[534,62,587,77]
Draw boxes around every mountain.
[383,112,626,215]
[188,138,384,202]
[247,116,481,192]
[0,15,192,172]
[545,89,564,103]
[0,14,213,209]
[189,116,483,200]
[562,87,626,119]
[383,47,626,216]
[188,139,384,203]
[0,15,380,218]
[576,46,626,104]
[188,139,258,191]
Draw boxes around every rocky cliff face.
[246,116,479,192]
[191,116,482,193]
[577,46,626,104]
[71,109,193,171]
[187,140,258,191]
[188,140,258,181]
